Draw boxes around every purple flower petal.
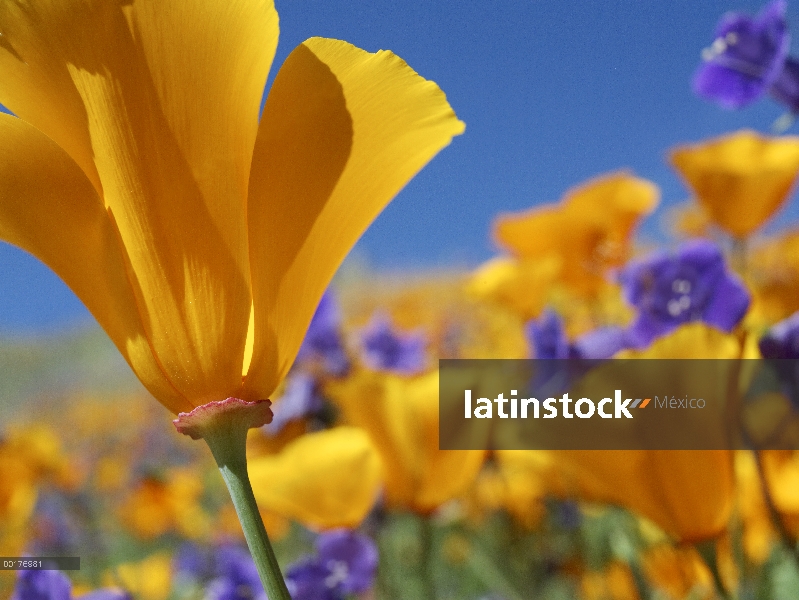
[266,372,325,434]
[315,530,378,594]
[76,591,131,600]
[572,327,628,359]
[207,545,266,600]
[296,291,350,377]
[11,570,72,600]
[172,542,214,583]
[525,311,570,360]
[360,313,427,375]
[771,55,799,111]
[285,559,340,600]
[702,269,751,332]
[758,312,799,410]
[693,0,789,108]
[620,240,749,348]
[760,311,799,358]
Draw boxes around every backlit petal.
[244,37,465,397]
[0,0,279,404]
[0,115,188,413]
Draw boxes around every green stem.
[753,450,799,569]
[419,516,437,600]
[466,546,526,600]
[204,427,292,600]
[731,237,747,277]
[695,539,735,600]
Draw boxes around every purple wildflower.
[11,570,128,600]
[296,291,350,377]
[772,55,799,111]
[526,311,627,360]
[572,327,628,360]
[286,530,378,600]
[11,571,71,600]
[694,0,792,109]
[172,542,215,586]
[206,546,266,600]
[619,240,750,348]
[525,312,626,400]
[360,313,427,374]
[265,372,326,434]
[77,592,130,600]
[315,530,378,594]
[758,311,799,409]
[286,560,338,600]
[526,311,571,360]
[760,311,799,358]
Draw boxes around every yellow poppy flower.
[328,370,486,513]
[248,427,382,530]
[108,553,173,600]
[666,200,715,240]
[735,451,778,564]
[527,324,743,543]
[642,544,715,599]
[580,562,639,600]
[670,130,799,238]
[747,229,799,325]
[466,450,549,528]
[759,450,799,539]
[118,466,211,540]
[0,1,464,414]
[492,172,658,296]
[541,448,735,542]
[466,255,561,320]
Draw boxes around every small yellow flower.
[492,172,658,297]
[670,130,799,238]
[759,450,799,539]
[109,553,173,600]
[581,562,639,600]
[538,449,735,543]
[666,200,715,239]
[119,466,211,540]
[329,370,486,513]
[248,427,382,530]
[0,0,464,414]
[466,255,561,319]
[541,324,744,543]
[642,544,715,600]
[748,229,799,325]
[735,451,777,564]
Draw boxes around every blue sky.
[0,0,796,334]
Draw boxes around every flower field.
[5,0,799,598]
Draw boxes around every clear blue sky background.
[0,0,796,334]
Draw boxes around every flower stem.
[173,398,291,600]
[753,450,799,569]
[695,539,735,600]
[419,516,437,600]
[731,237,747,277]
[205,427,292,600]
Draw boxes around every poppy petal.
[0,115,188,412]
[245,38,465,396]
[0,0,281,404]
